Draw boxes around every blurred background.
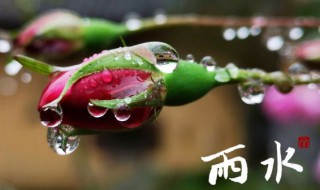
[1,0,320,189]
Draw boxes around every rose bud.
[15,42,222,155]
[15,9,127,62]
[294,39,320,70]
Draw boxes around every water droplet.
[288,27,304,40]
[114,55,119,60]
[250,26,261,36]
[47,126,80,155]
[113,106,131,122]
[124,97,131,104]
[89,78,98,87]
[0,39,11,53]
[135,57,144,65]
[124,13,142,31]
[101,70,112,83]
[288,63,309,74]
[124,51,132,60]
[5,60,22,76]
[238,79,265,105]
[87,102,108,118]
[237,27,250,39]
[215,70,230,82]
[21,72,32,83]
[200,56,217,72]
[226,63,239,79]
[270,72,294,94]
[154,9,167,25]
[40,105,63,127]
[266,36,284,51]
[223,28,236,41]
[185,54,195,62]
[155,62,178,73]
[147,42,179,73]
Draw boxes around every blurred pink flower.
[262,85,320,125]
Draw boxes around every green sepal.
[90,88,163,109]
[164,60,217,106]
[14,55,55,75]
[45,51,159,107]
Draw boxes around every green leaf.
[14,55,54,75]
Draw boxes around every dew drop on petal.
[238,79,265,105]
[185,54,195,62]
[101,70,113,83]
[113,106,131,122]
[89,78,98,87]
[87,103,108,118]
[200,56,217,72]
[47,126,80,155]
[40,105,63,127]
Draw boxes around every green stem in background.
[80,15,320,51]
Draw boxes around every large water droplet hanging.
[40,105,63,127]
[185,54,195,62]
[124,13,142,31]
[87,103,108,118]
[223,28,236,41]
[238,79,266,105]
[147,42,180,73]
[47,126,80,155]
[113,106,131,122]
[200,56,217,72]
